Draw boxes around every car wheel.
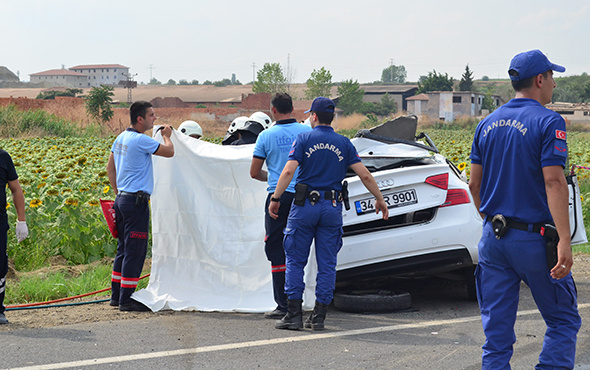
[333,290,411,313]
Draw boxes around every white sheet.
[133,130,316,312]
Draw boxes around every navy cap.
[305,97,335,113]
[508,49,565,81]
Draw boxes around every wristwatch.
[270,196,280,202]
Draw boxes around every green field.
[4,129,590,273]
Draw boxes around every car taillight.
[440,189,471,207]
[424,173,448,190]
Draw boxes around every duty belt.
[308,190,341,206]
[485,215,553,239]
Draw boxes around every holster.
[135,191,150,207]
[294,183,308,206]
[542,224,559,270]
[341,181,350,211]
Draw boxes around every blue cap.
[508,49,565,81]
[305,97,335,113]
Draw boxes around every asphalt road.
[1,277,589,370]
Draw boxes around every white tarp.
[133,130,316,312]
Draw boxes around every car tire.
[333,290,411,313]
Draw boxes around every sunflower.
[457,162,467,171]
[6,203,10,210]
[103,186,110,194]
[46,188,59,196]
[87,200,99,206]
[37,182,47,189]
[29,199,42,208]
[65,198,79,206]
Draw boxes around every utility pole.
[390,59,394,84]
[122,72,138,104]
[252,62,256,85]
[148,64,155,82]
[286,53,290,92]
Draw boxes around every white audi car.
[333,115,586,307]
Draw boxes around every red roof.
[30,69,86,76]
[69,64,129,70]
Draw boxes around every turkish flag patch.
[556,129,566,140]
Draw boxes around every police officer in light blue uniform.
[469,50,581,369]
[269,97,389,331]
[107,101,174,312]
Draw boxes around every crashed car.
[333,115,587,310]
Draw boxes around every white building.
[29,69,88,87]
[68,64,130,87]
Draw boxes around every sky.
[2,0,589,85]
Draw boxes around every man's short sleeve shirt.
[253,120,312,193]
[470,98,567,223]
[288,125,361,191]
[111,128,160,194]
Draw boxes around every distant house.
[69,64,130,87]
[29,69,88,87]
[361,85,418,112]
[407,91,503,122]
[331,85,418,112]
[546,102,590,124]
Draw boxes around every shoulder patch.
[556,129,566,140]
[553,140,567,157]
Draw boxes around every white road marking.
[11,303,590,370]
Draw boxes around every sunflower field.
[4,129,590,271]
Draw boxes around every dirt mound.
[0,66,19,82]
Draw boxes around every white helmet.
[228,116,249,134]
[178,120,203,138]
[249,112,273,130]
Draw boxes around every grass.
[5,262,150,305]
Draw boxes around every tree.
[459,64,474,91]
[85,85,114,124]
[337,79,365,116]
[481,89,497,113]
[381,65,407,84]
[166,79,177,85]
[148,78,161,85]
[252,62,287,94]
[417,70,454,93]
[190,79,199,85]
[304,67,333,99]
[213,78,232,87]
[178,79,189,85]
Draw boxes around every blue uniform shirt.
[111,128,161,194]
[253,119,312,193]
[470,98,567,224]
[289,125,361,191]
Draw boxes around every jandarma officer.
[250,93,311,319]
[269,97,389,331]
[106,101,174,312]
[469,50,581,369]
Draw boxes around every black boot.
[304,300,329,331]
[275,299,303,330]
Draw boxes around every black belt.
[485,216,545,234]
[118,191,150,201]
